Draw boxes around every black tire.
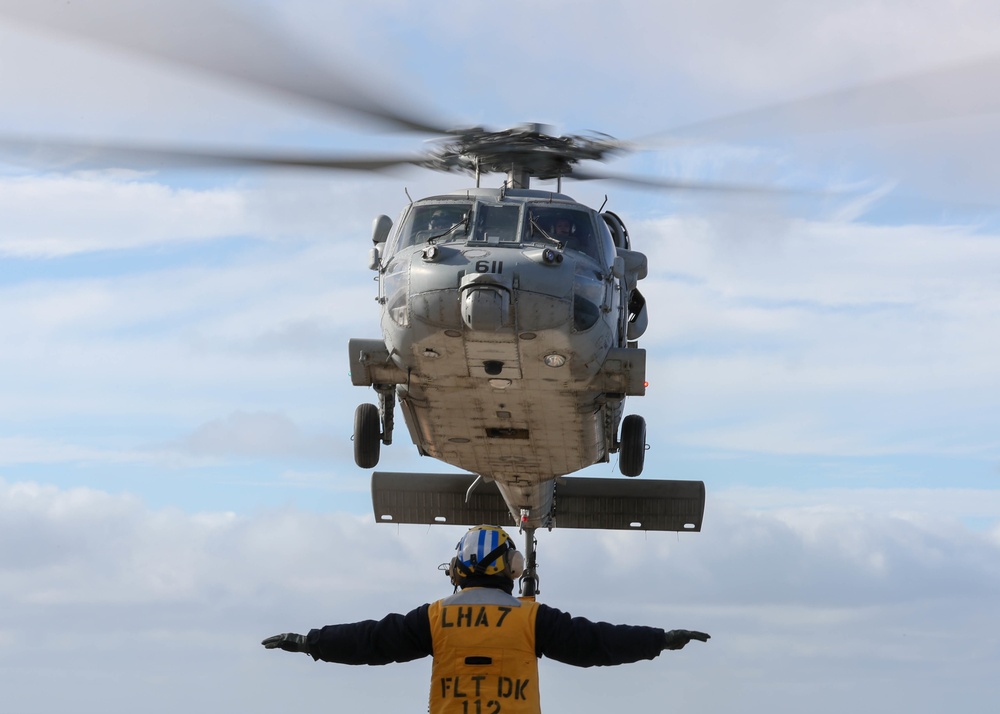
[619,414,646,477]
[354,403,381,469]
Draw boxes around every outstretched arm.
[261,604,433,665]
[534,604,709,666]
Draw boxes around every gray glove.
[662,629,710,650]
[261,632,310,654]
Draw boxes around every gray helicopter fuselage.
[352,187,648,527]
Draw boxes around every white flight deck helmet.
[446,525,525,587]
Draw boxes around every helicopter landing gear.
[354,388,395,469]
[619,414,646,477]
[518,524,540,599]
[353,402,381,468]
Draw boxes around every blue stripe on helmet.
[477,527,488,562]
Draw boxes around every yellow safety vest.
[427,591,540,714]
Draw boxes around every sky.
[1,1,999,712]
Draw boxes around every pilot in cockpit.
[428,208,463,232]
[552,215,575,239]
[548,212,600,260]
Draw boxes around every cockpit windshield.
[391,200,603,263]
[395,202,471,250]
[471,204,520,243]
[525,206,601,261]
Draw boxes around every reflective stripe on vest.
[427,596,541,714]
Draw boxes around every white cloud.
[628,213,1000,457]
[0,174,250,255]
[178,410,335,460]
[0,171,396,257]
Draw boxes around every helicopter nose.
[461,286,510,332]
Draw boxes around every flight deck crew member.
[262,524,710,714]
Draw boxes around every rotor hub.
[422,124,622,182]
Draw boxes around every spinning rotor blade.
[640,54,1000,144]
[0,0,450,135]
[0,136,424,174]
[570,167,834,197]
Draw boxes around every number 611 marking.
[475,260,503,274]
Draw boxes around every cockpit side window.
[393,202,471,251]
[525,207,601,262]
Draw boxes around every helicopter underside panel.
[389,299,631,479]
[400,380,607,481]
[391,332,646,480]
[371,471,705,532]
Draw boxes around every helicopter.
[4,1,990,596]
[347,126,709,594]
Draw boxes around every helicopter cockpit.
[390,198,609,265]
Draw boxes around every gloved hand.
[662,629,710,651]
[261,632,310,653]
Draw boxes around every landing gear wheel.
[619,414,646,477]
[354,403,381,469]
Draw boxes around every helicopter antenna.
[404,187,413,204]
[599,195,609,212]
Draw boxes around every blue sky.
[1,1,999,713]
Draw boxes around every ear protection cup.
[446,555,461,585]
[505,548,525,580]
